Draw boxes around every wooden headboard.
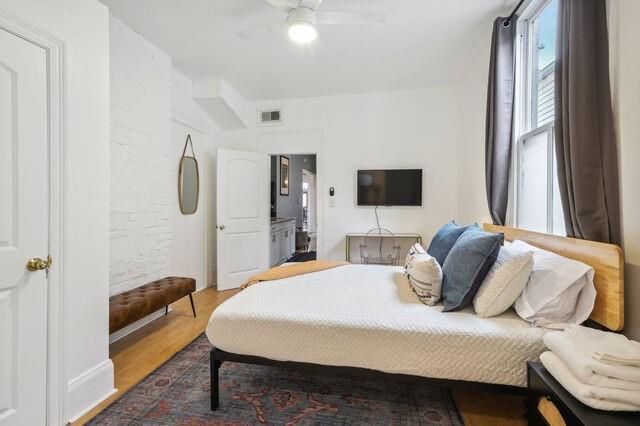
[482,224,625,331]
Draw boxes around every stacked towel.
[541,352,640,411]
[540,326,640,411]
[544,332,640,390]
[565,324,640,366]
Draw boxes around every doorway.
[269,154,317,265]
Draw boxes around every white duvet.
[206,264,547,387]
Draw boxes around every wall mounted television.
[357,169,423,206]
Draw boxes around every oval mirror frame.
[178,135,200,215]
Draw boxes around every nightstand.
[527,361,640,425]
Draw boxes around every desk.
[345,233,422,264]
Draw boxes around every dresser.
[270,218,296,267]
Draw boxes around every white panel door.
[0,28,49,425]
[216,149,269,290]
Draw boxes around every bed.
[206,224,624,410]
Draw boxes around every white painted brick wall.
[109,16,173,294]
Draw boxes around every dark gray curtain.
[555,0,620,244]
[485,17,517,226]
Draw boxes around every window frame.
[511,0,562,234]
[515,121,556,232]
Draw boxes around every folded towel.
[565,324,640,367]
[544,332,640,390]
[540,352,640,411]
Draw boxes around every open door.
[216,149,269,290]
[302,169,317,234]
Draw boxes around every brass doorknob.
[26,255,52,271]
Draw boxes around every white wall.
[610,0,640,340]
[0,0,112,421]
[171,69,223,289]
[109,19,221,301]
[109,16,173,295]
[457,40,492,226]
[226,87,462,260]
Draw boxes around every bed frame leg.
[210,351,220,410]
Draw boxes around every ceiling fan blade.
[317,11,386,25]
[265,0,298,13]
[236,18,286,40]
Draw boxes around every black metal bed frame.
[209,347,526,410]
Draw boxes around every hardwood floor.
[455,391,526,426]
[74,286,525,425]
[73,286,239,425]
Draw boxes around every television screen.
[357,169,422,206]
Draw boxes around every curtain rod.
[503,0,526,27]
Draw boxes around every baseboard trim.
[109,307,171,344]
[67,359,116,422]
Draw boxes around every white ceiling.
[101,0,514,101]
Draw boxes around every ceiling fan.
[237,0,386,44]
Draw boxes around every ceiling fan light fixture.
[288,22,317,43]
[288,6,317,44]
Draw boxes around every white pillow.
[512,240,596,328]
[473,244,533,318]
[404,243,442,306]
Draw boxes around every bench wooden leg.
[189,293,196,317]
[210,352,220,410]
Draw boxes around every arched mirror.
[179,134,199,214]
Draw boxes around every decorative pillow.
[404,242,427,269]
[441,226,504,312]
[473,244,534,318]
[427,221,472,266]
[404,244,442,306]
[512,240,596,328]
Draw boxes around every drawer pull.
[537,396,566,426]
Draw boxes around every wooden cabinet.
[269,219,296,267]
[278,229,288,262]
[270,232,279,266]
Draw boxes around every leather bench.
[109,276,196,334]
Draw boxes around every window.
[514,0,564,235]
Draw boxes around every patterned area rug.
[90,334,463,425]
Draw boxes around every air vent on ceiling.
[259,109,282,125]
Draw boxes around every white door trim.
[259,129,325,259]
[0,12,67,425]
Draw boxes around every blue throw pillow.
[427,221,473,266]
[441,226,504,312]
